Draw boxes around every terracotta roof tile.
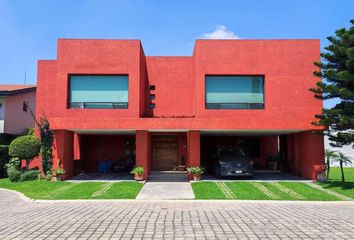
[0,85,36,92]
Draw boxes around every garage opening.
[200,134,299,179]
[72,134,136,180]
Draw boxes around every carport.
[69,131,136,181]
[200,130,324,180]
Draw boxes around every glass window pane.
[205,76,264,109]
[70,75,128,109]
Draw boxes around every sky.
[0,0,353,108]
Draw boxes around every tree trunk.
[340,161,345,182]
[26,160,29,171]
[326,157,330,178]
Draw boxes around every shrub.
[52,161,65,177]
[9,135,40,170]
[27,128,35,136]
[7,167,21,182]
[20,170,41,181]
[187,166,204,175]
[5,157,20,171]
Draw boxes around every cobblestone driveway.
[1,189,354,240]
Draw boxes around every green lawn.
[0,179,143,199]
[328,167,354,182]
[192,181,344,200]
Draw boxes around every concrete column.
[53,130,74,180]
[187,130,200,167]
[135,130,151,179]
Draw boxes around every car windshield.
[218,147,246,161]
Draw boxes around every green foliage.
[309,19,354,147]
[5,157,20,171]
[332,152,353,182]
[187,166,204,175]
[7,167,21,182]
[20,170,41,181]
[38,117,53,174]
[324,149,338,178]
[0,145,9,178]
[130,166,144,175]
[9,135,40,169]
[27,128,35,136]
[52,158,65,176]
[0,179,143,200]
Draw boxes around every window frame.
[67,74,129,109]
[204,74,265,110]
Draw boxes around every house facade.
[33,39,324,179]
[0,85,36,135]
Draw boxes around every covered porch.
[52,129,324,181]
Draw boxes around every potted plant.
[267,153,281,170]
[187,166,204,181]
[130,166,144,181]
[178,156,186,171]
[51,159,65,181]
[313,163,326,182]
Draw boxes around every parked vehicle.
[215,147,255,178]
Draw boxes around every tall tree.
[310,20,354,148]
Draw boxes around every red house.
[33,39,324,180]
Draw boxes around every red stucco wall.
[32,39,324,180]
[36,39,322,131]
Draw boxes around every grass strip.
[225,182,272,200]
[269,182,305,200]
[318,182,354,199]
[280,182,341,201]
[191,182,226,199]
[306,182,352,201]
[251,182,280,199]
[97,182,144,199]
[92,182,113,198]
[43,184,76,199]
[216,182,237,199]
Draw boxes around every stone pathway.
[137,171,195,200]
[137,182,195,200]
[1,189,354,239]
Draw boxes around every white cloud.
[201,25,241,39]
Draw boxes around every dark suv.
[214,147,255,178]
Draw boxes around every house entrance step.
[148,171,189,182]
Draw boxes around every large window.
[69,75,128,109]
[205,76,264,109]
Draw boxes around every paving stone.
[1,189,354,239]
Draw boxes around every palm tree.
[333,152,353,182]
[325,149,338,178]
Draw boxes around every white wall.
[0,98,6,133]
[325,135,354,167]
[3,91,36,135]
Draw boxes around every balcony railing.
[70,102,128,109]
[206,103,264,109]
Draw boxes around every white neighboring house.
[325,131,354,167]
[0,85,36,135]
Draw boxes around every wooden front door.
[152,135,178,171]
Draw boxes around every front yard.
[191,181,352,200]
[0,167,353,201]
[192,167,354,200]
[0,179,143,199]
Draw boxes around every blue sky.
[0,0,353,107]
